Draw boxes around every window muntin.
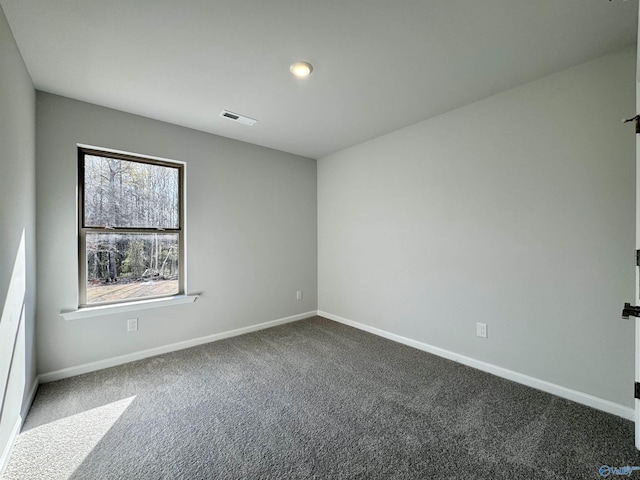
[78,147,184,307]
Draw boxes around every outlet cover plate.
[476,322,487,339]
[127,318,138,332]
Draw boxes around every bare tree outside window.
[78,148,184,306]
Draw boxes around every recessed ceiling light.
[290,61,313,78]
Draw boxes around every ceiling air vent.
[220,110,257,126]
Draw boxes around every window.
[78,147,184,306]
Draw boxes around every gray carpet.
[3,316,639,479]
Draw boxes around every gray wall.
[0,3,36,467]
[318,47,636,407]
[36,93,317,374]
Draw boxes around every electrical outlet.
[476,322,487,339]
[296,290,303,300]
[127,318,138,332]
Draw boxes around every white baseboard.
[22,379,38,421]
[37,308,635,420]
[0,416,21,477]
[318,310,635,421]
[39,311,318,384]
[0,378,38,477]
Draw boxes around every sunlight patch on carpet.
[2,396,136,480]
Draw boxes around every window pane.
[83,155,179,229]
[86,233,179,304]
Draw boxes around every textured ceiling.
[1,0,637,159]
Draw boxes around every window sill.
[60,294,199,321]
